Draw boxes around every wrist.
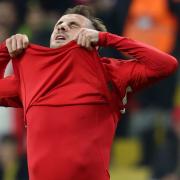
[98,32,108,46]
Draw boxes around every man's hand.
[75,28,99,50]
[6,34,29,57]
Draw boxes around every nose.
[57,22,69,32]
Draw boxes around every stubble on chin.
[50,42,63,48]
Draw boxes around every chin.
[50,42,67,48]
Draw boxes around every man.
[0,5,178,180]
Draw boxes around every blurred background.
[0,0,179,179]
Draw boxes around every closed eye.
[69,22,80,28]
[54,21,80,30]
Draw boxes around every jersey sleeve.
[0,42,11,77]
[0,42,22,108]
[98,32,178,92]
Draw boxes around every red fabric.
[13,108,25,155]
[0,42,21,107]
[0,32,178,109]
[26,105,112,180]
[0,32,178,180]
[12,41,111,111]
[98,32,178,93]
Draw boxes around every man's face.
[50,14,94,48]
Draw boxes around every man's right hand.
[6,34,29,58]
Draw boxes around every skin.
[6,14,100,57]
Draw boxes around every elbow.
[169,56,178,74]
[164,56,179,75]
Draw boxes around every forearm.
[0,76,22,108]
[0,41,22,108]
[98,32,178,77]
[0,41,11,78]
[0,76,19,97]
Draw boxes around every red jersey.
[0,32,178,180]
[0,32,178,112]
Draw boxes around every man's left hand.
[75,28,99,50]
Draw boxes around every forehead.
[56,14,92,27]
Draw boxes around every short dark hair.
[64,5,107,32]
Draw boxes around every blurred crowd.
[0,0,179,179]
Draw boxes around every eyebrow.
[55,21,63,27]
[55,20,80,27]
